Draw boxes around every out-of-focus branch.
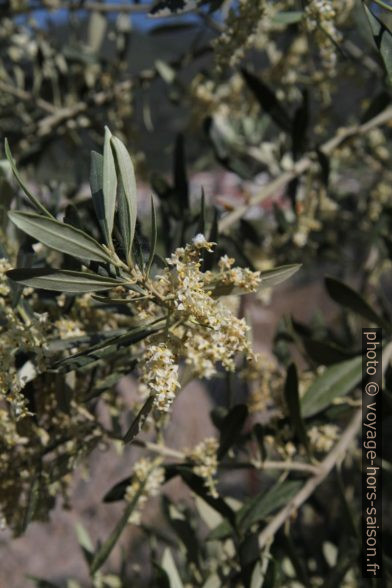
[0,80,56,114]
[219,105,392,231]
[257,408,361,549]
[0,1,151,16]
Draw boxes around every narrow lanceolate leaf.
[146,196,157,276]
[362,3,392,84]
[5,139,52,218]
[8,211,113,264]
[208,480,302,540]
[325,277,388,330]
[111,136,137,259]
[237,480,302,533]
[242,69,292,133]
[90,480,147,574]
[301,356,362,418]
[217,404,248,459]
[103,127,117,241]
[7,268,124,293]
[284,363,309,454]
[123,395,155,444]
[90,150,108,243]
[259,264,301,289]
[161,548,184,588]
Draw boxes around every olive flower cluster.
[187,437,219,498]
[136,236,261,407]
[138,344,180,412]
[305,0,342,73]
[125,458,165,525]
[212,0,267,71]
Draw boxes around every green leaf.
[362,2,392,84]
[259,264,301,289]
[103,126,117,242]
[300,336,355,366]
[164,503,200,567]
[301,356,362,418]
[146,196,157,276]
[90,150,108,243]
[242,69,292,133]
[8,211,112,264]
[111,136,137,260]
[75,522,94,565]
[237,480,302,533]
[90,483,147,574]
[284,363,309,454]
[7,268,123,293]
[325,277,387,329]
[123,395,155,444]
[161,548,184,588]
[217,404,248,459]
[4,139,52,218]
[208,480,302,540]
[57,326,156,371]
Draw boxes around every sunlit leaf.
[103,126,117,243]
[8,211,113,263]
[161,548,184,588]
[111,136,137,261]
[301,356,362,418]
[4,139,52,218]
[7,268,124,293]
[362,2,392,84]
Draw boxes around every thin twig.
[133,439,185,460]
[219,106,392,231]
[257,408,361,549]
[1,1,151,15]
[219,460,319,475]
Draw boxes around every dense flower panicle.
[143,237,261,381]
[305,0,342,73]
[139,344,180,412]
[125,458,165,525]
[212,0,267,70]
[187,437,219,498]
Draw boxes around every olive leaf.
[6,268,124,293]
[8,211,112,264]
[161,548,184,588]
[301,356,362,418]
[90,478,148,574]
[4,139,53,218]
[283,363,310,455]
[123,395,155,444]
[259,264,301,289]
[111,136,138,261]
[325,276,388,330]
[362,2,392,84]
[102,126,117,243]
[90,150,108,243]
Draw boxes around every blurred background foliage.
[1,1,392,587]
